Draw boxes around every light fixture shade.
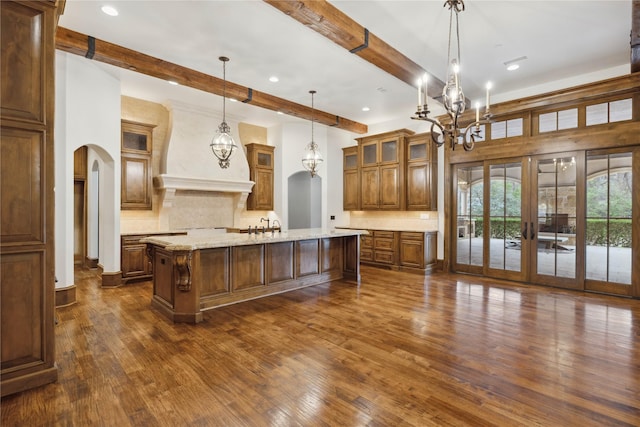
[302,141,323,177]
[302,90,322,177]
[211,56,236,169]
[210,121,237,169]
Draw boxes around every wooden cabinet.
[356,130,411,210]
[246,143,274,211]
[121,235,153,282]
[121,120,154,210]
[121,232,186,283]
[344,130,438,212]
[360,229,436,274]
[1,0,59,396]
[361,230,397,267]
[399,231,437,273]
[406,133,438,210]
[342,146,359,210]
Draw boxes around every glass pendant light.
[302,90,323,177]
[210,56,237,168]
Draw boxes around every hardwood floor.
[2,266,639,426]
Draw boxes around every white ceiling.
[58,0,632,130]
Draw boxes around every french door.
[453,148,636,296]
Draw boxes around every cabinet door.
[380,139,399,164]
[360,140,378,167]
[252,169,274,210]
[360,167,379,209]
[407,162,430,210]
[121,153,152,210]
[122,243,149,276]
[380,164,401,209]
[400,232,425,268]
[343,169,359,210]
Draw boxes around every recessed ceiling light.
[362,107,370,112]
[101,5,119,16]
[229,98,238,102]
[277,111,284,115]
[269,76,279,83]
[168,80,179,86]
[504,56,527,71]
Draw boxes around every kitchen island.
[143,228,366,323]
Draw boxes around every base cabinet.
[360,229,436,274]
[121,232,186,283]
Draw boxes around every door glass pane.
[456,166,483,267]
[381,140,397,162]
[536,157,576,278]
[257,152,271,167]
[489,163,521,272]
[362,144,376,165]
[586,152,632,284]
[409,143,426,160]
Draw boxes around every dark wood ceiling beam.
[263,0,461,106]
[632,0,640,73]
[54,27,368,134]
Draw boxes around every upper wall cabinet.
[357,129,412,210]
[406,133,438,210]
[246,143,274,211]
[342,146,359,211]
[121,120,155,210]
[343,129,437,211]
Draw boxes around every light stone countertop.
[141,228,368,251]
[336,226,438,233]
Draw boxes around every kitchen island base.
[146,230,363,323]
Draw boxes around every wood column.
[1,0,59,396]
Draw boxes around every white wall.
[55,52,121,289]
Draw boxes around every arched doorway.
[287,171,321,229]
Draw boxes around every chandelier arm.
[455,6,461,66]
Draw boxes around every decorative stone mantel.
[155,174,255,230]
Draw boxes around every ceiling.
[57,0,633,131]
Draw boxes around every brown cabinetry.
[360,229,436,274]
[121,120,154,210]
[121,232,186,283]
[342,146,359,210]
[399,231,437,273]
[1,0,59,396]
[406,133,438,210]
[356,130,411,210]
[246,143,274,210]
[344,130,438,212]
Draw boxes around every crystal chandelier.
[302,90,323,177]
[210,56,237,168]
[412,0,492,151]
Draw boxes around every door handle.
[522,222,528,240]
[530,222,536,240]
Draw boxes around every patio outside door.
[454,150,636,296]
[454,159,528,282]
[530,154,580,289]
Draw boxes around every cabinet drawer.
[361,235,373,248]
[374,250,394,265]
[360,248,373,261]
[122,235,144,245]
[374,238,395,251]
[400,232,424,241]
[374,230,395,239]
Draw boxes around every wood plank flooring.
[2,266,639,426]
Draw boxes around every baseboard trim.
[55,285,77,307]
[101,271,123,288]
[85,256,98,269]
